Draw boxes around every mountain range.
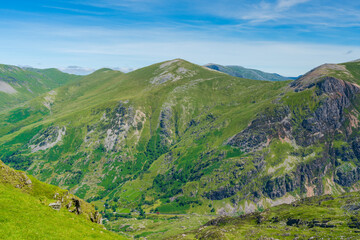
[0,64,79,112]
[1,58,360,239]
[204,63,296,81]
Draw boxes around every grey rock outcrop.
[223,74,360,201]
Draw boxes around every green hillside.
[205,63,295,81]
[0,160,125,240]
[1,58,360,238]
[0,64,80,111]
[0,59,286,206]
[173,191,360,239]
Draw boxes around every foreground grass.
[0,184,125,240]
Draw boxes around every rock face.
[289,64,350,90]
[87,101,146,152]
[159,106,175,146]
[49,201,61,210]
[0,81,17,93]
[0,160,33,191]
[229,76,360,151]
[227,106,291,151]
[295,77,360,146]
[262,156,328,199]
[151,59,196,85]
[29,126,66,152]
[335,164,360,187]
[222,74,360,202]
[55,193,102,223]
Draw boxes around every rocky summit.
[1,58,360,239]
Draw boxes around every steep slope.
[222,61,360,207]
[173,191,360,239]
[0,64,80,111]
[1,58,360,231]
[0,160,125,239]
[0,59,288,213]
[205,63,294,81]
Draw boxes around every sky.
[0,0,359,76]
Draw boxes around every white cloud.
[58,66,134,75]
[202,0,360,26]
[51,40,360,76]
[276,0,310,10]
[59,66,96,75]
[112,67,135,73]
[241,0,310,22]
[0,2,359,77]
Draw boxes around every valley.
[1,58,360,239]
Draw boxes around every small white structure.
[49,201,61,210]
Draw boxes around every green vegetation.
[173,192,360,239]
[0,184,125,240]
[1,59,360,239]
[0,64,80,111]
[0,160,125,239]
[104,214,213,240]
[0,59,288,213]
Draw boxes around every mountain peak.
[290,63,351,90]
[149,59,199,85]
[91,68,123,75]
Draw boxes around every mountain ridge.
[0,63,80,111]
[1,58,360,239]
[204,63,296,81]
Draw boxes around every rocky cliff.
[221,63,360,206]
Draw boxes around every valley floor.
[104,214,214,239]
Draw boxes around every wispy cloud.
[276,0,309,10]
[203,0,360,27]
[70,0,162,12]
[50,38,360,76]
[43,5,107,15]
[0,0,359,76]
[59,66,96,75]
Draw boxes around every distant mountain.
[0,64,80,111]
[205,63,296,81]
[2,58,360,238]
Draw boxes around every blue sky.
[0,0,359,76]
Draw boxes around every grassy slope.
[104,214,213,240]
[0,184,124,240]
[0,64,80,111]
[173,191,360,240]
[0,160,125,240]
